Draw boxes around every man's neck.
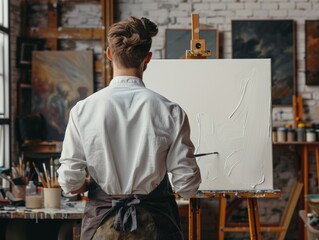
[113,67,143,79]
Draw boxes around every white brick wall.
[116,0,319,125]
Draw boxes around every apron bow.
[112,195,140,232]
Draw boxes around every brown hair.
[107,16,158,69]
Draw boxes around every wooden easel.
[185,14,282,240]
[185,14,212,60]
[218,182,302,240]
[185,14,211,239]
[189,190,282,240]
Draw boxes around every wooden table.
[0,201,84,240]
[0,199,190,239]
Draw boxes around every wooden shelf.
[21,141,62,154]
[28,27,104,40]
[273,141,319,145]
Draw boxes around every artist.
[58,16,201,240]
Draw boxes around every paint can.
[272,127,277,142]
[296,124,306,142]
[306,128,316,142]
[316,129,319,142]
[277,127,286,142]
[287,129,295,142]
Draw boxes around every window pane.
[0,124,10,167]
[0,1,9,28]
[0,32,9,118]
[0,1,3,26]
[0,32,4,116]
[4,33,8,118]
[3,0,8,28]
[0,32,3,74]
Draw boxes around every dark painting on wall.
[232,20,295,106]
[165,29,219,59]
[306,20,319,85]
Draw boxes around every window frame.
[0,0,11,168]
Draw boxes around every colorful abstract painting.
[232,20,295,106]
[32,51,94,141]
[306,20,319,85]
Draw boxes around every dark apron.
[81,174,183,240]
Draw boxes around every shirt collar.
[110,76,145,87]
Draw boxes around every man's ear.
[144,52,152,64]
[106,47,112,61]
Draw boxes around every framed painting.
[165,29,219,59]
[232,20,296,106]
[306,20,319,85]
[31,51,94,141]
[16,37,46,68]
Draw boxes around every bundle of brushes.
[10,154,33,186]
[32,158,60,188]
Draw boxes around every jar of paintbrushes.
[11,155,32,201]
[32,159,61,209]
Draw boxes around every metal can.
[306,128,316,142]
[287,129,295,142]
[296,126,306,142]
[277,127,286,142]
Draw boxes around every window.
[0,0,10,168]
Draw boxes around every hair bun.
[141,17,158,38]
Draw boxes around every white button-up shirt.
[58,76,201,198]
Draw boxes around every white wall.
[116,0,319,126]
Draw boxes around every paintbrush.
[32,162,47,188]
[42,163,51,188]
[50,158,54,186]
[194,152,218,157]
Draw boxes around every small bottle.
[277,127,287,142]
[308,213,314,223]
[272,127,277,142]
[2,176,10,193]
[287,129,295,142]
[296,123,306,142]
[316,129,319,142]
[25,181,42,209]
[306,128,316,142]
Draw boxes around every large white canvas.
[144,59,273,191]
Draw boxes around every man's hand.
[70,177,90,194]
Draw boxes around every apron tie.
[112,195,140,232]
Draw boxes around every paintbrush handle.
[194,152,218,157]
[32,162,48,188]
[42,163,51,188]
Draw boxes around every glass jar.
[272,127,277,142]
[287,129,295,142]
[25,181,42,209]
[306,128,316,142]
[277,127,286,142]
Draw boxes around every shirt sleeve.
[57,107,87,194]
[166,106,201,199]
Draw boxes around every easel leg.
[247,198,262,240]
[315,146,319,193]
[189,198,201,240]
[218,198,227,240]
[303,145,309,240]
